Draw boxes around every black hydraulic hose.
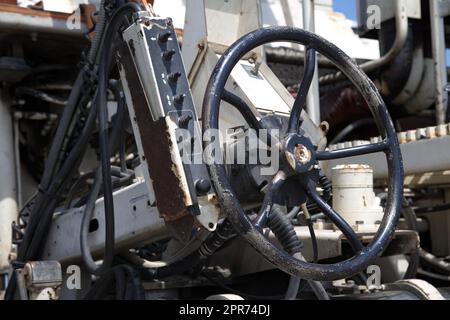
[267,207,329,300]
[305,172,332,213]
[415,203,450,215]
[307,219,318,263]
[39,72,84,190]
[13,84,93,268]
[267,207,303,255]
[5,2,142,299]
[87,0,106,64]
[329,118,375,145]
[287,47,315,133]
[65,171,96,208]
[81,168,104,274]
[402,199,450,276]
[419,249,450,275]
[80,2,142,275]
[22,98,99,262]
[84,265,145,300]
[17,91,98,263]
[401,199,420,279]
[80,118,131,274]
[16,87,67,106]
[13,1,114,266]
[144,220,237,279]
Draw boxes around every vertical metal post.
[430,0,448,124]
[15,269,28,300]
[0,92,18,273]
[302,0,321,125]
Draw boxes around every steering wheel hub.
[284,134,316,174]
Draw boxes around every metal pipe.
[15,269,28,300]
[0,92,18,273]
[430,0,448,124]
[302,0,320,125]
[13,116,22,209]
[285,252,329,300]
[320,0,408,84]
[359,0,408,73]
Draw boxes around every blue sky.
[333,1,357,21]
[332,0,449,65]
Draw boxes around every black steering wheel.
[202,27,404,281]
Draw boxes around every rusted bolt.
[294,144,311,165]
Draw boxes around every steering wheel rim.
[202,26,403,281]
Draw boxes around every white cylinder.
[0,92,18,272]
[332,164,383,230]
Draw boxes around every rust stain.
[117,43,194,240]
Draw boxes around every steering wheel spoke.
[288,47,316,133]
[305,182,364,253]
[252,171,287,230]
[317,140,388,161]
[221,90,262,130]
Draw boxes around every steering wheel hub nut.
[283,134,316,174]
[294,144,311,164]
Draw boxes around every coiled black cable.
[305,172,331,213]
[267,207,303,255]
